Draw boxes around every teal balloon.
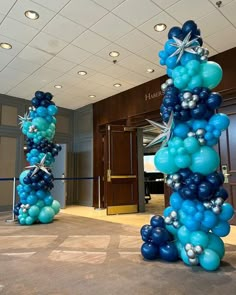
[199,249,220,271]
[154,147,179,174]
[184,137,200,154]
[25,216,34,225]
[169,137,184,149]
[177,225,191,245]
[28,205,40,217]
[51,200,61,214]
[188,74,203,90]
[186,60,201,73]
[175,154,191,168]
[181,248,191,265]
[166,224,178,236]
[170,192,183,210]
[173,123,190,139]
[212,220,230,237]
[219,203,234,221]
[190,231,209,248]
[209,113,230,131]
[207,233,225,259]
[32,117,49,131]
[190,146,220,175]
[200,61,223,89]
[38,206,55,224]
[47,105,58,116]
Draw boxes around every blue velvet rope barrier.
[0,177,98,181]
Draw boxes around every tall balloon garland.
[140,20,234,271]
[14,91,61,225]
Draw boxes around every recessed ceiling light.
[89,95,96,98]
[146,68,155,73]
[109,51,120,57]
[24,10,39,20]
[0,42,12,50]
[154,23,167,32]
[113,83,122,87]
[78,71,87,76]
[54,85,62,89]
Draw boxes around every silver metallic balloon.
[172,174,180,182]
[196,128,205,137]
[194,245,203,254]
[188,132,195,137]
[185,243,192,251]
[212,206,221,214]
[215,197,224,206]
[183,92,192,100]
[187,249,196,259]
[170,211,177,218]
[203,202,212,209]
[198,138,206,145]
[161,83,167,92]
[197,47,204,55]
[200,56,208,62]
[192,94,199,102]
[174,182,181,190]
[188,101,196,109]
[165,216,172,224]
[173,221,179,228]
[189,257,199,265]
[166,78,173,85]
[181,101,189,109]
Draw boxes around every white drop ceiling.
[0,0,235,110]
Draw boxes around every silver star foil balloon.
[145,112,174,148]
[170,31,199,63]
[25,154,51,177]
[18,112,31,129]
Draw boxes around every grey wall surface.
[73,104,93,206]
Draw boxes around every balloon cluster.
[15,91,61,225]
[141,215,178,262]
[140,20,234,271]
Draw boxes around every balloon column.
[15,91,61,225]
[140,20,234,271]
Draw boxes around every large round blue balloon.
[207,233,225,259]
[150,215,165,228]
[154,147,179,174]
[190,146,220,175]
[209,113,230,131]
[199,248,220,271]
[159,242,179,262]
[200,61,223,89]
[141,242,159,260]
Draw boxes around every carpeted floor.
[0,212,236,295]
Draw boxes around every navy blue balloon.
[150,215,165,228]
[151,227,169,245]
[198,181,214,201]
[141,243,159,260]
[206,93,222,110]
[31,97,40,107]
[168,26,182,39]
[159,242,179,262]
[35,91,45,100]
[40,99,51,107]
[44,92,53,101]
[182,20,197,35]
[192,173,204,184]
[206,172,224,189]
[140,224,153,242]
[199,90,209,100]
[191,104,208,119]
[215,187,228,201]
[192,87,202,95]
[180,187,195,199]
[179,168,191,180]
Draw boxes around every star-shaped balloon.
[18,112,31,129]
[170,31,199,63]
[145,112,174,148]
[25,154,51,177]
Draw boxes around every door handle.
[110,175,137,179]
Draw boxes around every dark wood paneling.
[93,48,236,208]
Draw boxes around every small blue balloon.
[141,242,159,260]
[159,242,179,262]
[212,220,230,237]
[199,249,220,271]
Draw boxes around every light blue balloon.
[212,220,230,237]
[170,192,183,210]
[190,231,209,248]
[181,248,191,265]
[28,205,40,218]
[164,39,176,55]
[207,233,225,259]
[186,60,201,73]
[51,200,61,214]
[209,113,230,131]
[190,146,220,175]
[199,249,220,271]
[163,206,174,217]
[192,120,208,131]
[219,203,234,221]
[201,210,218,229]
[200,61,223,89]
[36,106,48,117]
[185,216,201,231]
[32,117,49,131]
[38,206,55,224]
[173,123,190,139]
[175,154,191,168]
[154,147,179,174]
[47,105,58,116]
[187,74,203,90]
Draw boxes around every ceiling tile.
[60,0,108,27]
[138,11,181,45]
[208,0,234,7]
[113,0,162,27]
[92,0,126,11]
[57,44,92,64]
[0,0,17,14]
[29,32,68,55]
[28,67,62,86]
[202,42,218,57]
[0,52,15,70]
[99,64,130,78]
[80,55,112,71]
[7,84,34,99]
[115,29,155,53]
[44,56,77,73]
[90,13,133,41]
[43,14,86,43]
[220,1,236,26]
[204,26,236,52]
[151,0,181,9]
[72,30,111,54]
[51,73,83,88]
[0,12,4,22]
[166,0,215,23]
[0,80,18,94]
[120,71,150,85]
[196,9,232,38]
[0,17,39,44]
[136,42,163,64]
[8,0,56,30]
[96,43,132,61]
[0,67,29,85]
[18,46,53,65]
[87,72,117,86]
[8,57,41,74]
[31,0,71,12]
[0,34,25,57]
[67,65,97,79]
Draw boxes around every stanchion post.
[5,177,16,223]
